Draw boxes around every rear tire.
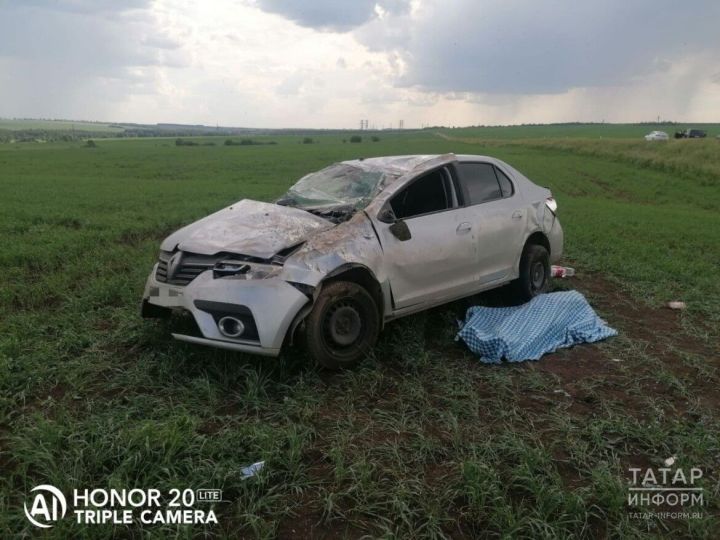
[512,244,550,303]
[304,281,380,370]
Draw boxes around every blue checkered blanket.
[456,291,617,363]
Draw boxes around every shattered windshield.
[278,163,393,210]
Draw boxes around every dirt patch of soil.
[505,271,720,415]
[576,271,715,358]
[572,271,719,409]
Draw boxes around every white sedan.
[142,154,563,368]
[644,131,669,141]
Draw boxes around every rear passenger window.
[457,163,501,204]
[494,167,514,197]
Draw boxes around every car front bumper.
[142,265,310,357]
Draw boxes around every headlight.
[213,260,281,280]
[545,197,557,214]
[213,260,250,279]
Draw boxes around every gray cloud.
[18,0,151,14]
[0,2,182,70]
[256,0,410,31]
[1,0,717,126]
[390,0,720,94]
[0,1,186,119]
[260,0,720,96]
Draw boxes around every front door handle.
[512,211,524,220]
[456,222,472,234]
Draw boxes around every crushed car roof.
[340,155,452,175]
[341,153,507,176]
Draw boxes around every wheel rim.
[531,261,546,291]
[324,301,363,348]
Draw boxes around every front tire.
[304,281,380,370]
[512,244,550,303]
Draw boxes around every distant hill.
[2,118,718,143]
[0,118,415,142]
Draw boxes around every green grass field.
[440,130,720,184]
[440,123,720,140]
[1,130,718,538]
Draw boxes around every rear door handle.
[512,211,524,220]
[456,222,472,234]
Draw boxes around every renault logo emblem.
[166,252,183,281]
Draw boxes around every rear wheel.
[304,281,380,370]
[512,244,550,302]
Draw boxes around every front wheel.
[304,281,380,370]
[512,244,550,303]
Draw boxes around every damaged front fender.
[279,211,386,288]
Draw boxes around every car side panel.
[463,195,528,284]
[372,207,479,309]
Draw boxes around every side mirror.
[377,207,396,224]
[389,220,412,241]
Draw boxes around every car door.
[455,162,527,285]
[371,166,479,310]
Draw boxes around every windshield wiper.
[305,204,355,224]
[275,196,297,206]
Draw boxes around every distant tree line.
[224,139,277,146]
[0,129,114,143]
[346,135,380,143]
[0,122,401,144]
[175,138,216,147]
[172,138,278,147]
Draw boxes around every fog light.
[218,316,245,338]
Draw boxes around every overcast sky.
[1,0,718,128]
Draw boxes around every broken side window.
[390,168,452,219]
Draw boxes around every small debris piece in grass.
[551,265,576,278]
[240,461,265,479]
[553,389,571,398]
[667,301,686,310]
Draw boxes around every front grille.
[156,251,215,286]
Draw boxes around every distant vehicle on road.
[674,129,707,139]
[644,131,669,141]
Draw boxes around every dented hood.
[160,199,333,259]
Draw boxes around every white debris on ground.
[240,461,265,479]
[551,265,576,278]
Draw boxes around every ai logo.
[24,485,67,528]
